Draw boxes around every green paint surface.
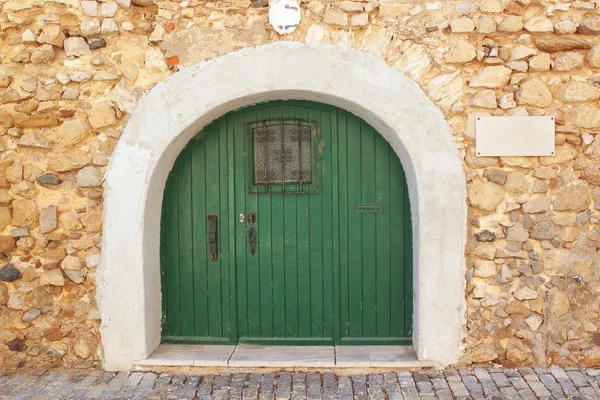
[160,101,413,345]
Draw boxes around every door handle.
[208,214,217,260]
[248,213,256,255]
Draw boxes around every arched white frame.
[98,42,467,371]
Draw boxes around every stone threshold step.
[134,344,438,369]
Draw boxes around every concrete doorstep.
[134,345,437,370]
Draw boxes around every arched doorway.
[98,42,466,371]
[160,101,413,346]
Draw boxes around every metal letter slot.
[354,204,383,214]
[208,214,218,261]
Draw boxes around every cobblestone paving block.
[178,375,201,400]
[146,373,173,400]
[21,371,64,399]
[557,377,579,396]
[587,368,600,376]
[397,371,415,387]
[97,371,130,400]
[474,368,492,381]
[479,376,501,397]
[197,375,214,397]
[539,372,565,399]
[400,383,420,400]
[528,379,552,397]
[243,384,258,400]
[351,375,368,400]
[0,375,10,386]
[366,386,384,400]
[461,374,484,398]
[518,387,538,400]
[322,372,337,400]
[431,377,450,390]
[230,373,247,398]
[502,368,518,377]
[413,371,429,383]
[276,372,292,400]
[550,366,570,380]
[519,367,539,381]
[260,375,276,400]
[337,376,353,399]
[434,388,453,400]
[214,373,231,389]
[365,374,383,400]
[0,372,31,397]
[292,372,307,400]
[568,370,591,387]
[131,372,158,400]
[367,374,383,387]
[213,387,229,400]
[66,370,104,400]
[6,372,41,399]
[416,379,435,396]
[49,371,90,399]
[114,371,144,398]
[580,385,600,400]
[490,372,511,387]
[306,373,322,400]
[383,382,402,400]
[83,372,113,399]
[508,374,529,390]
[448,379,469,397]
[444,369,461,382]
[427,370,444,380]
[499,385,520,399]
[383,372,397,384]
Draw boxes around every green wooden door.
[160,101,412,345]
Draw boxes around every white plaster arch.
[98,42,467,371]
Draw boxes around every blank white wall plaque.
[476,116,555,157]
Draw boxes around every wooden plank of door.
[293,105,312,339]
[330,108,341,343]
[163,157,181,337]
[244,108,261,338]
[177,143,195,337]
[390,143,407,338]
[218,116,232,340]
[359,120,377,338]
[159,191,168,335]
[255,105,273,338]
[226,113,238,342]
[402,164,414,337]
[346,111,364,338]
[191,128,209,338]
[205,119,224,338]
[374,129,392,338]
[307,106,326,339]
[337,110,350,340]
[233,112,249,340]
[281,104,299,339]
[267,105,286,338]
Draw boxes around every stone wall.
[1,0,600,370]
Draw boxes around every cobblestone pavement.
[2,366,600,399]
